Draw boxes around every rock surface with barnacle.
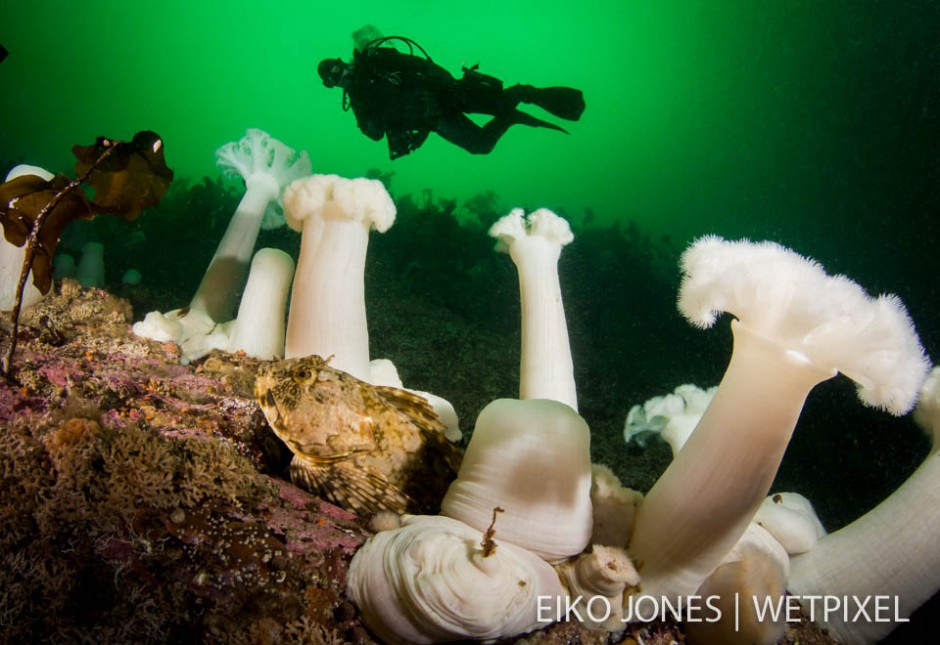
[255,355,463,515]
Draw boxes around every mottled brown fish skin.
[254,355,462,515]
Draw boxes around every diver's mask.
[318,58,349,88]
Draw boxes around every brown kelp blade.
[73,130,174,220]
[1,131,172,378]
[0,174,94,294]
[0,131,174,295]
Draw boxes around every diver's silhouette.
[318,37,585,160]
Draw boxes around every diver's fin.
[0,44,8,65]
[524,86,585,121]
[513,110,569,134]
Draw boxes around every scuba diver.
[318,36,585,160]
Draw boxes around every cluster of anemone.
[343,224,932,644]
[133,129,309,362]
[19,126,932,643]
[617,239,933,644]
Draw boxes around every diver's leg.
[436,111,567,154]
[435,113,512,154]
[503,84,535,109]
[511,110,568,133]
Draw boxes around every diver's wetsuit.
[330,41,585,159]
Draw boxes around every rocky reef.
[0,280,844,644]
[0,280,366,643]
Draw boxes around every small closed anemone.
[589,464,642,547]
[556,545,639,631]
[628,236,930,602]
[489,208,577,410]
[347,514,565,644]
[754,491,826,555]
[788,366,940,644]
[75,242,105,288]
[686,522,791,645]
[134,247,295,363]
[224,248,294,360]
[688,493,823,644]
[441,398,593,562]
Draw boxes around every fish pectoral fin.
[373,386,446,435]
[291,456,413,515]
[289,456,331,496]
[373,387,463,474]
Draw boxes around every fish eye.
[294,368,313,381]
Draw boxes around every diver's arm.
[386,128,430,160]
[351,104,385,141]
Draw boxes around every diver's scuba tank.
[460,63,504,92]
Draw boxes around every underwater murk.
[0,1,937,644]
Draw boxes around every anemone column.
[788,368,940,644]
[281,174,395,381]
[489,208,578,410]
[628,236,929,602]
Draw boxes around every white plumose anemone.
[192,128,310,322]
[628,236,930,601]
[133,129,309,361]
[489,208,577,411]
[281,173,394,380]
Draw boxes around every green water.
[2,1,935,247]
[2,2,939,640]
